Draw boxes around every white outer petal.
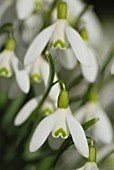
[29,111,58,152]
[16,0,35,20]
[66,110,89,158]
[81,47,98,83]
[14,96,41,126]
[11,56,30,93]
[65,25,90,67]
[85,162,100,170]
[92,104,113,144]
[24,24,56,65]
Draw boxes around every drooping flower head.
[29,86,89,158]
[24,1,90,67]
[0,34,30,93]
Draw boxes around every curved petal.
[81,48,98,83]
[65,25,90,67]
[24,24,56,65]
[93,105,113,144]
[16,0,34,20]
[57,48,77,70]
[66,111,89,158]
[14,96,41,126]
[29,111,58,152]
[12,57,30,93]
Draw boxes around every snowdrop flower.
[76,145,100,170]
[0,35,30,93]
[29,89,89,158]
[52,0,103,51]
[75,97,113,144]
[26,54,60,102]
[24,1,90,67]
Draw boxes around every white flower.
[76,162,100,170]
[52,0,103,50]
[24,2,90,66]
[26,55,48,84]
[0,50,30,93]
[75,101,113,144]
[29,107,89,158]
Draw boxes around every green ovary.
[0,68,9,77]
[31,74,42,83]
[53,39,66,49]
[54,128,67,138]
[42,108,53,115]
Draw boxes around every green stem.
[52,79,66,90]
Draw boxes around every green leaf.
[82,117,99,131]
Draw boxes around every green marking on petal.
[31,74,42,83]
[54,128,67,138]
[0,68,9,77]
[53,39,66,49]
[80,27,88,42]
[42,108,53,115]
